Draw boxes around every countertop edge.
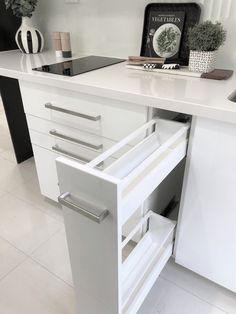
[1,63,236,125]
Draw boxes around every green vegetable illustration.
[156,26,180,56]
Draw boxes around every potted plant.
[5,0,44,54]
[188,21,226,73]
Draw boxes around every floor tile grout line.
[6,191,64,225]
[8,174,64,223]
[0,225,61,261]
[0,228,74,289]
[29,255,74,288]
[0,255,29,283]
[29,227,63,257]
[160,274,230,314]
[0,234,29,257]
[0,253,74,290]
[31,226,62,256]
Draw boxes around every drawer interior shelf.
[56,117,189,314]
[121,212,175,314]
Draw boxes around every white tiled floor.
[0,98,235,314]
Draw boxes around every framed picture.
[140,3,201,65]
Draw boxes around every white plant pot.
[189,50,217,73]
[15,17,44,54]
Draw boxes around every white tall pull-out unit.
[57,118,189,314]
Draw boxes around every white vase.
[189,50,217,73]
[15,17,44,54]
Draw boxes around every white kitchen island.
[0,50,236,314]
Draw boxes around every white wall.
[33,0,236,69]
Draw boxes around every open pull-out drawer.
[56,118,189,314]
[121,212,176,314]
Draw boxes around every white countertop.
[1,50,236,124]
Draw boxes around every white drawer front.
[56,118,189,314]
[27,115,130,160]
[20,81,148,141]
[33,145,60,202]
[31,131,99,164]
[33,143,115,202]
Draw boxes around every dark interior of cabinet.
[151,109,191,221]
[149,159,186,221]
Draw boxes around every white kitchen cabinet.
[175,117,236,293]
[57,118,189,314]
[19,80,151,203]
[1,49,236,304]
[19,80,182,214]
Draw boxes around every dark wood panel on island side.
[0,76,33,163]
[0,1,33,163]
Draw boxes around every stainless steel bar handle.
[52,145,91,163]
[45,103,101,121]
[58,192,109,223]
[49,129,103,150]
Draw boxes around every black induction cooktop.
[33,55,125,77]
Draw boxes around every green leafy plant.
[188,21,227,52]
[5,0,38,18]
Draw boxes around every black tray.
[140,3,201,65]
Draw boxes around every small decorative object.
[4,0,44,54]
[188,21,227,73]
[141,3,201,65]
[60,32,72,58]
[52,32,63,58]
[162,63,180,70]
[143,63,180,70]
